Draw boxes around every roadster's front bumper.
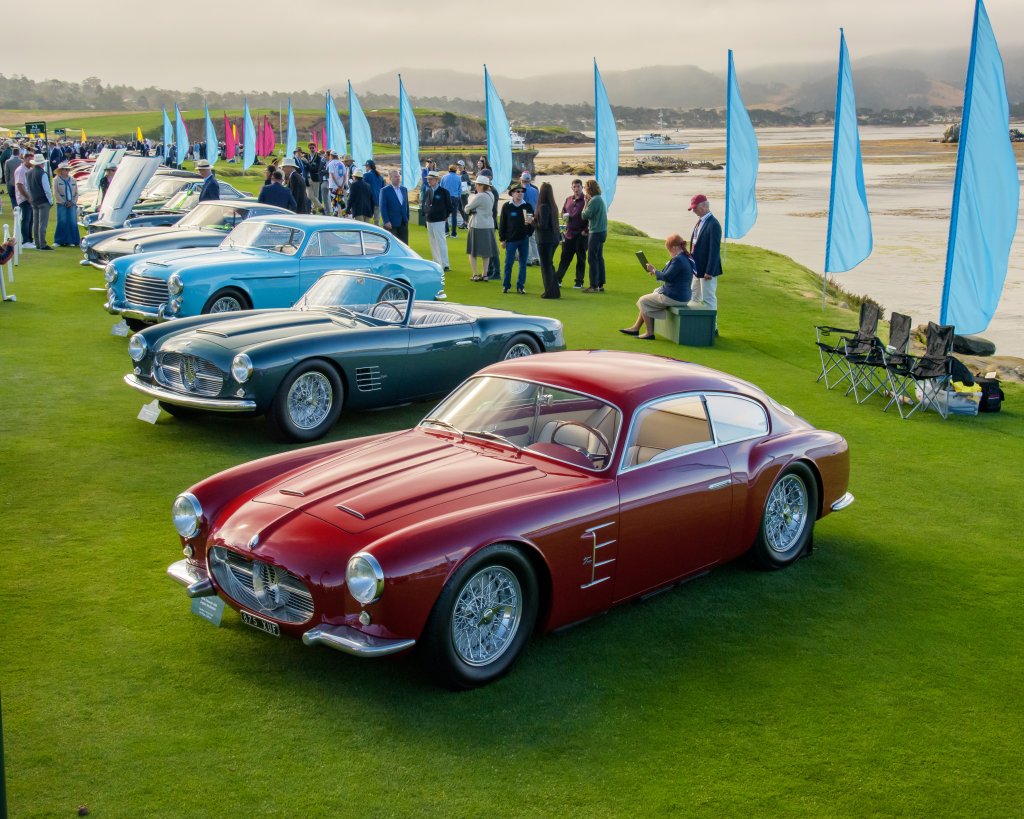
[124,374,257,412]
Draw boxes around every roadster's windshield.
[224,221,306,254]
[421,376,621,471]
[178,203,250,231]
[141,177,191,200]
[161,189,199,212]
[296,273,412,322]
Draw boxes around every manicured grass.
[0,203,1021,817]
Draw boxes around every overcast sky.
[8,0,1023,92]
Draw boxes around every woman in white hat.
[464,177,498,281]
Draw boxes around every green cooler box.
[654,306,717,346]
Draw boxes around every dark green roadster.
[124,271,566,442]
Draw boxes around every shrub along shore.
[1,175,1021,816]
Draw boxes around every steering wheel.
[550,421,612,468]
[371,301,403,321]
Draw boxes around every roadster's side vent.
[355,366,382,392]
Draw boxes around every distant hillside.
[355,44,1024,112]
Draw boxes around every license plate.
[240,610,281,637]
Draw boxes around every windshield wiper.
[463,429,521,453]
[421,417,464,437]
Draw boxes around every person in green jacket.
[581,179,607,292]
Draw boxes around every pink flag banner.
[224,114,236,160]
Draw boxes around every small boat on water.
[510,129,527,150]
[634,133,689,152]
[633,112,689,152]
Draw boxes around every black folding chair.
[884,322,955,419]
[845,312,912,404]
[816,303,880,391]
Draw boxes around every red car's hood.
[248,431,547,534]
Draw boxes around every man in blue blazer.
[196,160,221,202]
[257,171,297,210]
[379,170,410,244]
[688,193,722,330]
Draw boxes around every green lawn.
[1,193,1021,817]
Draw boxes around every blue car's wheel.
[202,287,250,315]
[267,360,344,443]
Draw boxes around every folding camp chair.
[815,303,880,390]
[844,312,912,404]
[884,322,955,419]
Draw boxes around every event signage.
[25,121,46,136]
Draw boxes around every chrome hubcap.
[287,372,333,430]
[451,566,522,666]
[503,343,533,360]
[764,474,808,553]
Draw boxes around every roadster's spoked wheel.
[764,475,808,554]
[420,544,538,689]
[451,566,522,667]
[749,463,818,570]
[267,360,344,443]
[501,334,540,360]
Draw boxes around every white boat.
[510,129,527,150]
[634,133,689,152]
[633,112,689,152]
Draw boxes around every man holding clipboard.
[620,234,695,339]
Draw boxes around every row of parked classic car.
[78,156,854,689]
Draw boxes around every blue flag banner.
[161,107,172,162]
[594,60,619,210]
[398,77,420,191]
[349,81,373,167]
[326,91,348,157]
[174,104,188,168]
[205,103,218,166]
[725,50,759,239]
[285,98,297,160]
[242,99,255,171]
[484,66,512,193]
[940,0,1020,334]
[824,29,872,274]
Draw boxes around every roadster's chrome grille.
[154,352,224,396]
[208,547,314,624]
[355,366,382,392]
[124,272,168,307]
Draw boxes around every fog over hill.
[354,45,1024,111]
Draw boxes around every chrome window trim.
[359,231,390,257]
[617,391,716,475]
[418,374,624,475]
[703,391,771,446]
[301,232,321,258]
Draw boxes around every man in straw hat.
[26,154,53,250]
[281,157,310,214]
[195,159,220,202]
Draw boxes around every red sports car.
[168,351,853,688]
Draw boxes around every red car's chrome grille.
[124,272,167,307]
[208,547,314,624]
[154,352,224,396]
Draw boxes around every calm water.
[537,125,1024,356]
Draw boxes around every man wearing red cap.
[688,193,722,331]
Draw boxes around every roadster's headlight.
[172,493,203,539]
[346,553,384,605]
[134,244,144,254]
[128,333,148,362]
[167,273,184,296]
[231,354,253,384]
[104,263,117,284]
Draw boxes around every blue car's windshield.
[224,221,305,255]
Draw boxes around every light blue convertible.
[104,215,446,328]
